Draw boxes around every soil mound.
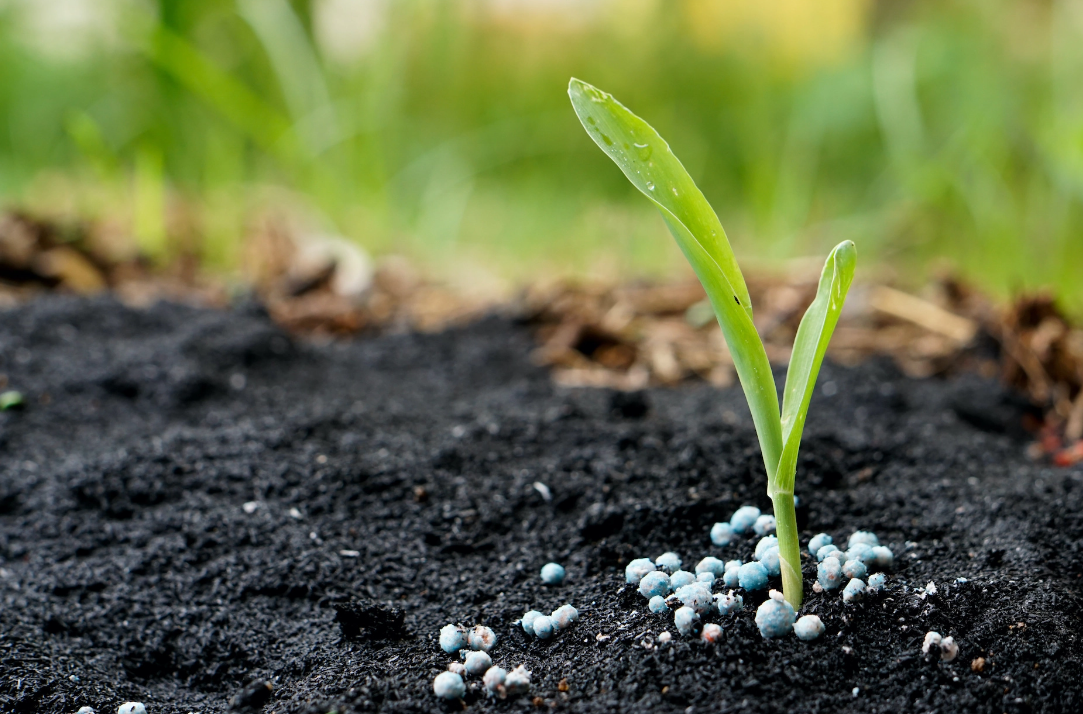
[1,297,1080,713]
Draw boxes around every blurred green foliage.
[0,0,1080,309]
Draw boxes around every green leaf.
[773,240,857,494]
[567,78,752,315]
[568,78,782,476]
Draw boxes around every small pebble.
[532,616,557,640]
[848,531,879,548]
[694,556,725,577]
[551,604,578,629]
[655,552,682,572]
[440,624,467,653]
[117,705,144,714]
[76,709,95,714]
[738,561,768,591]
[842,577,866,604]
[842,559,867,580]
[867,572,887,592]
[700,623,723,643]
[669,570,696,588]
[483,666,507,697]
[808,533,832,554]
[923,631,959,661]
[434,671,465,699]
[674,606,701,636]
[696,571,715,585]
[755,590,796,638]
[816,544,842,561]
[670,582,714,613]
[504,665,532,696]
[648,595,668,613]
[817,556,843,590]
[625,558,656,584]
[845,543,875,564]
[869,545,894,569]
[448,662,466,677]
[540,562,565,584]
[793,614,825,641]
[657,631,672,643]
[722,560,741,588]
[754,535,778,560]
[710,521,735,546]
[760,546,781,577]
[729,505,761,534]
[521,610,543,636]
[464,650,493,676]
[753,514,776,536]
[468,625,497,651]
[638,571,671,599]
[714,590,743,615]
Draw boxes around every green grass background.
[1,0,1081,311]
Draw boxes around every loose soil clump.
[1,296,1081,713]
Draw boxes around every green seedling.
[568,78,855,608]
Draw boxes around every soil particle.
[334,600,408,641]
[1,296,1081,713]
[228,680,274,710]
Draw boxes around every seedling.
[568,78,856,608]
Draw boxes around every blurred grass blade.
[134,21,298,162]
[568,78,782,476]
[775,240,857,492]
[65,110,117,178]
[237,0,340,154]
[568,78,753,315]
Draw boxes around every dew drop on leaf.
[646,181,655,191]
[633,142,652,161]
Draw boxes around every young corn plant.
[569,78,855,609]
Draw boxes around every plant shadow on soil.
[0,296,1081,713]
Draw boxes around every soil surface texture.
[1,297,1081,714]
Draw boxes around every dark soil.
[1,297,1081,714]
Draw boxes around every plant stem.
[770,491,803,609]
